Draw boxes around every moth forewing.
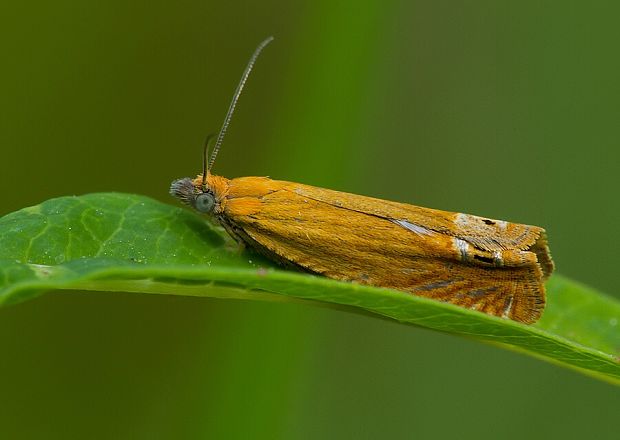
[196,174,552,324]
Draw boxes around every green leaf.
[1,193,618,384]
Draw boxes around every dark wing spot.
[473,254,494,264]
[483,219,495,225]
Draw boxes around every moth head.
[169,176,217,215]
[169,134,221,215]
[169,38,274,216]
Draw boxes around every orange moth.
[170,37,554,324]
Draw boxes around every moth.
[170,37,554,324]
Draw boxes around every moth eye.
[194,193,215,213]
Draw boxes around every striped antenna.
[208,36,274,171]
[201,133,216,186]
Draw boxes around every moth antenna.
[208,36,274,171]
[201,133,216,187]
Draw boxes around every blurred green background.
[1,1,619,438]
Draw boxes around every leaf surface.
[1,193,618,384]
